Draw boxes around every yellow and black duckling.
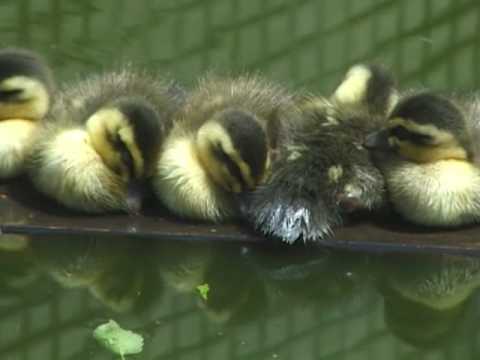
[28,68,184,213]
[365,92,480,227]
[241,64,396,243]
[331,63,399,115]
[153,74,300,222]
[0,48,54,179]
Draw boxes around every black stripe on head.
[211,142,247,190]
[217,109,268,180]
[390,126,433,145]
[0,48,51,85]
[116,99,162,173]
[0,88,24,101]
[390,93,464,133]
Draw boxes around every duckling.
[241,64,396,243]
[331,63,398,114]
[32,237,159,313]
[365,92,480,227]
[0,48,54,179]
[28,68,184,213]
[378,254,480,347]
[153,74,300,222]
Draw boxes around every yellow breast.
[386,159,480,226]
[31,128,124,212]
[153,136,236,222]
[0,119,37,178]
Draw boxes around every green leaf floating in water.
[196,283,210,300]
[93,320,143,360]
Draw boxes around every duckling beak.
[125,180,144,215]
[364,129,391,151]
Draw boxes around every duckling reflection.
[0,235,29,252]
[0,245,41,302]
[366,93,480,227]
[156,241,267,325]
[157,241,215,293]
[0,48,54,179]
[198,252,267,325]
[242,246,371,309]
[160,241,374,326]
[0,188,33,252]
[376,254,480,348]
[153,74,300,222]
[31,236,163,313]
[28,68,184,214]
[242,64,396,243]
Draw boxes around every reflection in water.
[1,238,480,359]
[377,255,480,348]
[31,237,163,313]
[158,242,267,325]
[0,185,30,252]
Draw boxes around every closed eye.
[113,136,135,178]
[211,143,247,190]
[0,88,24,101]
[390,126,432,144]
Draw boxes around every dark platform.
[1,178,480,256]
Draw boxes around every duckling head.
[0,48,53,121]
[333,63,397,115]
[195,109,268,193]
[85,99,162,212]
[365,93,471,163]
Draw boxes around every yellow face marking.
[195,141,243,193]
[86,108,144,181]
[196,121,260,193]
[388,117,457,145]
[393,139,468,163]
[332,64,398,115]
[386,91,399,114]
[155,137,237,221]
[86,109,124,178]
[0,76,49,120]
[387,117,468,163]
[333,65,371,106]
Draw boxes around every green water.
[2,237,480,359]
[1,0,480,359]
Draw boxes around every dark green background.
[1,0,478,91]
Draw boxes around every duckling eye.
[390,126,432,145]
[390,126,410,140]
[0,88,23,101]
[211,142,247,190]
[113,136,135,178]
